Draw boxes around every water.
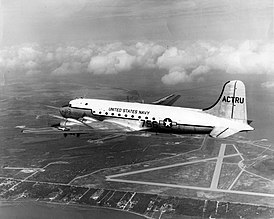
[0,201,145,219]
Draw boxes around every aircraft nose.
[59,107,67,118]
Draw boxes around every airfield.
[1,131,274,218]
[1,80,274,218]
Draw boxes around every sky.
[1,0,274,87]
[1,0,274,43]
[1,0,274,142]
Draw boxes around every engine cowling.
[60,119,83,128]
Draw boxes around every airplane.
[22,80,254,139]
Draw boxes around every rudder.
[203,80,247,122]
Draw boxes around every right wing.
[21,127,93,135]
[151,94,181,106]
[21,115,144,135]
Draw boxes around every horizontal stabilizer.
[209,126,239,138]
[210,122,254,138]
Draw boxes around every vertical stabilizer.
[203,80,247,123]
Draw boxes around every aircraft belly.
[153,124,213,134]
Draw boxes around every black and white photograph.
[1,0,274,218]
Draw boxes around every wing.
[21,116,145,135]
[21,127,129,135]
[21,127,94,135]
[152,94,181,106]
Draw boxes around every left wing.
[152,94,181,106]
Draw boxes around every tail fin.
[203,80,247,123]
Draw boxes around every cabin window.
[152,117,155,120]
[105,112,108,115]
[118,114,121,116]
[138,116,141,119]
[131,115,134,118]
[111,113,114,116]
[99,111,101,114]
[125,114,127,117]
[85,103,88,105]
[145,116,148,120]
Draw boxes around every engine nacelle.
[60,119,83,128]
[59,106,92,119]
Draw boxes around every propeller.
[45,105,60,110]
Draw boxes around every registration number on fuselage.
[141,118,174,129]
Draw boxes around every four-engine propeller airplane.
[22,80,254,139]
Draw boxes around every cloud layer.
[261,81,274,89]
[1,40,274,85]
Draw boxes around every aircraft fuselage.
[60,98,224,135]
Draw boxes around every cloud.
[88,50,136,75]
[205,41,274,75]
[133,42,165,68]
[0,44,43,73]
[191,65,210,76]
[1,40,274,85]
[161,67,191,85]
[157,46,201,70]
[52,62,85,75]
[261,81,274,89]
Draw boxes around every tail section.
[203,80,254,138]
[203,80,247,123]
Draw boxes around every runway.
[105,142,274,198]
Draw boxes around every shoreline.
[0,199,147,219]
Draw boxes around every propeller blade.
[49,114,65,120]
[45,105,60,110]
